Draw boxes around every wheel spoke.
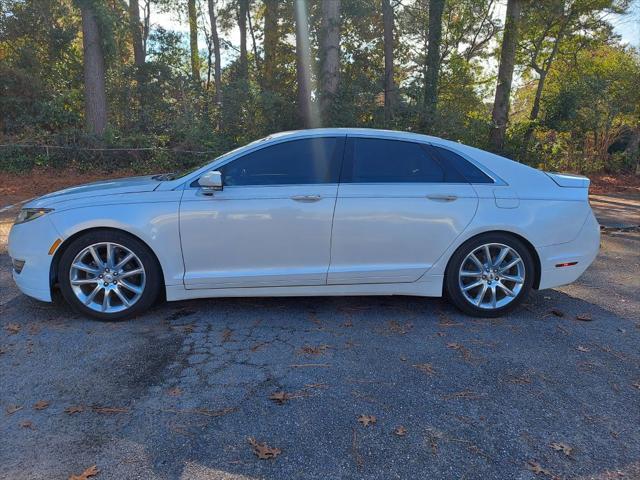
[499,257,522,273]
[494,247,509,269]
[119,280,142,295]
[71,278,99,285]
[88,246,104,269]
[497,282,516,297]
[474,283,488,306]
[462,280,483,291]
[114,253,135,271]
[500,274,523,284]
[118,268,144,279]
[469,253,483,271]
[72,262,100,275]
[101,289,111,311]
[113,286,131,307]
[483,244,492,266]
[460,270,482,278]
[490,285,497,308]
[84,285,101,305]
[106,243,116,269]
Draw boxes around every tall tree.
[489,0,522,153]
[319,0,341,124]
[294,0,315,128]
[188,0,200,81]
[422,0,445,132]
[263,0,279,92]
[79,1,108,136]
[238,0,248,80]
[128,0,145,67]
[207,0,222,108]
[382,0,397,123]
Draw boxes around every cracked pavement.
[1,222,639,479]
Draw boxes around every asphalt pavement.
[1,211,639,479]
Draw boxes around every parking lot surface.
[1,218,639,479]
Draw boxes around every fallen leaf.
[577,346,590,352]
[412,363,435,375]
[357,414,377,427]
[575,313,593,321]
[447,342,463,349]
[269,391,291,405]
[221,328,233,342]
[68,465,99,480]
[394,425,407,436]
[247,437,281,460]
[5,323,20,334]
[441,390,482,400]
[20,420,33,429]
[550,309,565,318]
[167,387,182,397]
[526,460,554,478]
[65,405,84,415]
[91,406,129,414]
[550,442,573,457]
[298,344,330,355]
[6,405,22,415]
[632,381,640,390]
[34,400,49,410]
[388,320,413,334]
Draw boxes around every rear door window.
[341,138,466,183]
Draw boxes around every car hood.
[24,175,161,208]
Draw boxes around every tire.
[58,230,161,321]
[445,232,535,317]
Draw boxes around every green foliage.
[0,0,638,174]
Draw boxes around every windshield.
[153,137,274,181]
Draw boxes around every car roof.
[267,128,443,144]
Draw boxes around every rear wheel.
[445,233,534,317]
[58,230,161,321]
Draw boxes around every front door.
[180,136,345,289]
[328,136,478,284]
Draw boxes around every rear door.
[327,136,478,285]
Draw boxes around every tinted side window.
[343,138,465,183]
[430,146,494,184]
[220,137,342,186]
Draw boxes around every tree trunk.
[319,0,341,125]
[188,0,200,81]
[238,0,248,80]
[247,5,262,78]
[521,69,546,155]
[489,0,522,153]
[207,0,222,108]
[263,0,279,92]
[294,0,315,128]
[129,0,145,67]
[80,2,108,136]
[382,0,396,124]
[422,0,445,132]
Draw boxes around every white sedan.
[8,129,600,320]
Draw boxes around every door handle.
[426,194,458,202]
[290,195,322,202]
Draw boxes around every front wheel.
[58,230,161,321]
[445,233,535,317]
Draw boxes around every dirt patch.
[0,169,132,208]
[590,173,640,195]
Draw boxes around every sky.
[150,0,640,61]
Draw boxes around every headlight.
[15,208,54,225]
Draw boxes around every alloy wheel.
[69,242,146,313]
[458,242,525,310]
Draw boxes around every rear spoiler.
[545,172,590,188]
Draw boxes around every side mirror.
[198,170,223,191]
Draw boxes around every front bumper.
[8,216,61,302]
[537,209,600,290]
